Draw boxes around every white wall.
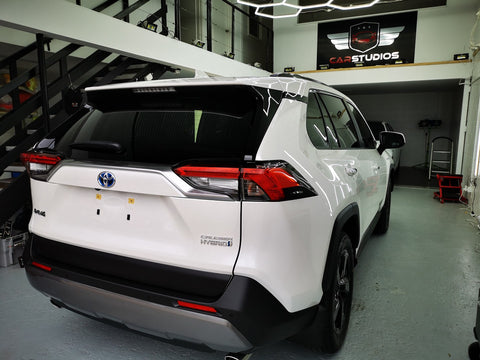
[414,1,479,63]
[464,47,480,212]
[274,0,480,73]
[273,0,480,181]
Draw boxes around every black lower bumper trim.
[215,276,317,346]
[29,234,230,300]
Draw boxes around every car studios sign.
[317,12,417,69]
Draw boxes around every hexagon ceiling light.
[237,0,382,19]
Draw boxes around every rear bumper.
[24,235,317,352]
[26,267,251,352]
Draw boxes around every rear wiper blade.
[69,141,125,154]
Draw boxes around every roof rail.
[270,72,327,86]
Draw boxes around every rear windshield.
[53,85,281,165]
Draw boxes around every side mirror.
[378,131,405,154]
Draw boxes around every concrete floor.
[1,187,480,360]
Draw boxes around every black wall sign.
[317,12,417,69]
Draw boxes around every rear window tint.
[368,122,385,139]
[55,85,281,165]
[320,95,360,148]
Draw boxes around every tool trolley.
[433,174,466,203]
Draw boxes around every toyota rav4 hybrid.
[20,74,404,357]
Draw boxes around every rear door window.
[320,95,360,148]
[306,92,329,149]
[317,95,340,148]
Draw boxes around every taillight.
[174,162,316,201]
[20,152,62,181]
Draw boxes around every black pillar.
[36,34,50,133]
[206,0,212,52]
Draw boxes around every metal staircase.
[0,0,174,229]
[0,0,274,231]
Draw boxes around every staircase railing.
[0,0,172,229]
[0,0,273,229]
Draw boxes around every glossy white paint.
[27,75,394,315]
[237,100,334,312]
[29,178,241,275]
[48,163,184,197]
[237,197,332,312]
[237,91,389,311]
[86,75,339,98]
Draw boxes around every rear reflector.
[32,261,52,272]
[177,300,217,313]
[174,162,316,201]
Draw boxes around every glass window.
[320,95,360,148]
[248,7,259,38]
[306,93,329,149]
[54,86,281,165]
[317,96,340,148]
[367,121,384,140]
[347,102,376,149]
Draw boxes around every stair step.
[0,178,14,191]
[5,163,25,173]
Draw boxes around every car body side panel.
[237,197,332,313]
[29,178,241,275]
[256,98,385,238]
[237,98,388,312]
[326,148,387,237]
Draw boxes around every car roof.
[85,74,347,100]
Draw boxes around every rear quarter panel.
[236,97,389,312]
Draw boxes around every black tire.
[469,342,480,360]
[374,181,391,235]
[294,232,354,353]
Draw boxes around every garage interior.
[1,0,480,359]
[337,79,465,187]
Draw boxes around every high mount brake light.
[174,163,316,201]
[20,152,62,181]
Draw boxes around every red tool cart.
[433,174,467,203]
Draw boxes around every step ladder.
[429,136,454,179]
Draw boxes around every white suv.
[21,74,404,357]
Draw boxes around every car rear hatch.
[23,83,282,299]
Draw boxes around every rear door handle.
[345,167,358,176]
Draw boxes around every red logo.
[349,22,380,53]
